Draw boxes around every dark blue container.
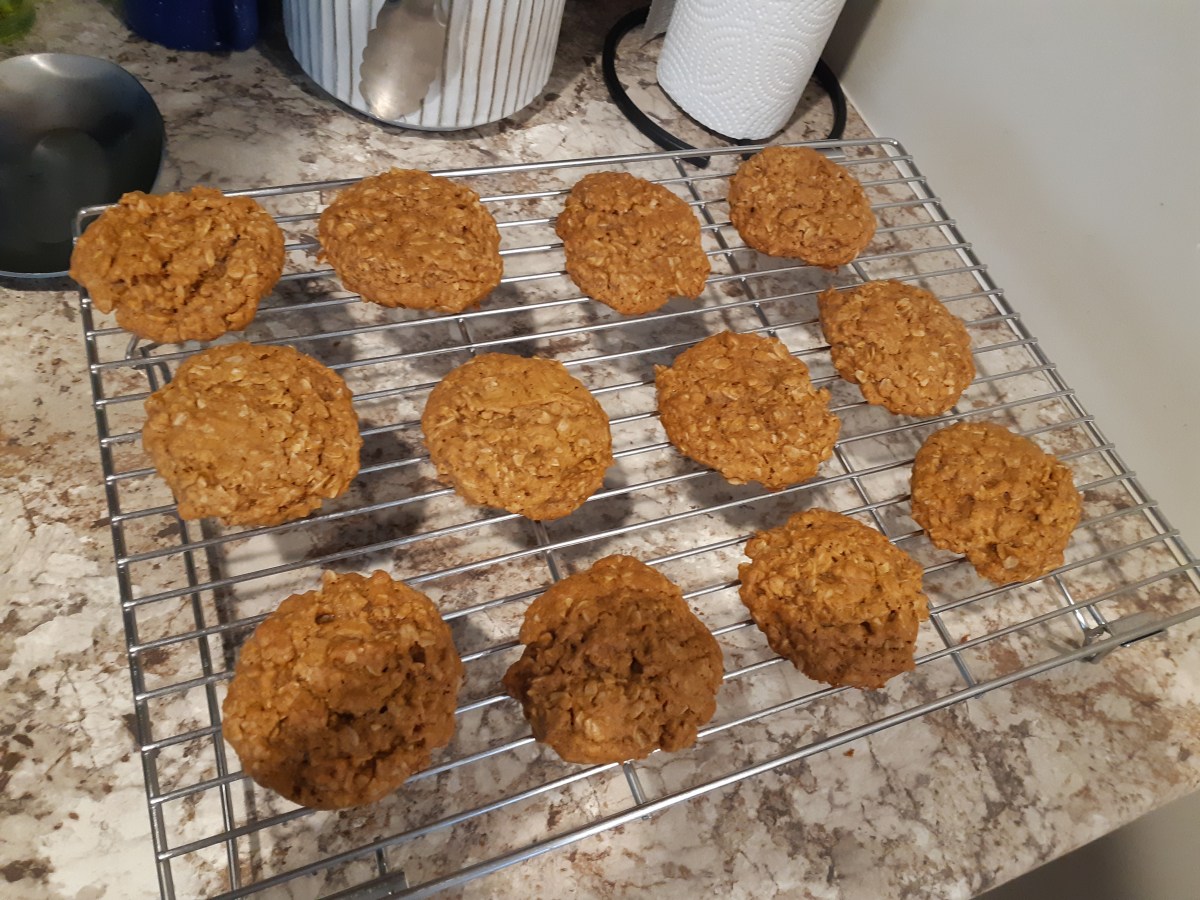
[124,0,259,52]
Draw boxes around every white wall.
[826,7,1200,895]
[826,0,1200,546]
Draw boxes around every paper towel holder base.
[602,6,846,169]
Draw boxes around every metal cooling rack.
[74,138,1200,899]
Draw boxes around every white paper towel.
[656,0,846,140]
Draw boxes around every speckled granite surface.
[2,2,1200,899]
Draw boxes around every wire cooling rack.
[75,138,1200,899]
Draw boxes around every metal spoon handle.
[359,0,449,122]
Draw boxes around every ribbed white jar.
[282,0,565,130]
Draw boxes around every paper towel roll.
[656,0,846,140]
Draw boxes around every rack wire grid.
[75,138,1200,899]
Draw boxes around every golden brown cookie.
[503,555,723,764]
[738,509,930,690]
[555,171,711,315]
[727,145,876,267]
[69,187,284,343]
[910,421,1082,584]
[318,168,503,312]
[142,342,362,526]
[222,570,463,810]
[819,280,975,416]
[421,353,612,520]
[655,331,840,491]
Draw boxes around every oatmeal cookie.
[222,570,463,809]
[318,168,503,312]
[728,145,876,267]
[555,171,711,315]
[819,280,975,416]
[910,421,1082,584]
[69,186,284,343]
[655,331,840,490]
[421,353,612,520]
[739,509,929,690]
[142,342,362,526]
[503,555,723,764]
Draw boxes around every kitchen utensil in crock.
[359,0,448,121]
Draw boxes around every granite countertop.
[3,2,1200,898]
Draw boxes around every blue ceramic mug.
[124,0,258,52]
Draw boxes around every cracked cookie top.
[69,186,284,343]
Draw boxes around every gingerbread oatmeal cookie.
[819,280,975,416]
[739,509,929,690]
[728,145,876,267]
[910,421,1082,584]
[222,570,463,809]
[318,168,502,312]
[69,187,284,343]
[422,353,612,520]
[555,171,711,315]
[503,555,723,764]
[142,342,362,526]
[655,331,840,490]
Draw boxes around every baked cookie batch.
[221,570,463,810]
[556,170,710,314]
[911,421,1081,584]
[141,342,362,526]
[71,147,1084,809]
[503,554,723,764]
[656,330,839,491]
[728,145,876,267]
[421,353,612,521]
[818,280,975,417]
[70,186,284,343]
[739,509,930,690]
[317,168,503,313]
